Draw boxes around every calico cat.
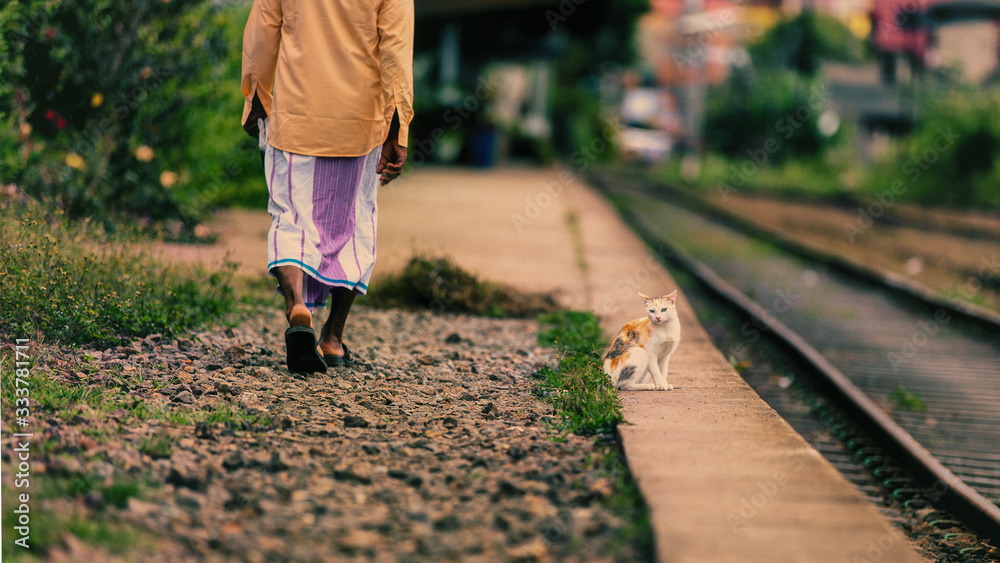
[603,291,681,391]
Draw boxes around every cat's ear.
[666,290,678,304]
[638,292,651,302]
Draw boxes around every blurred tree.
[704,68,837,164]
[550,0,649,157]
[749,10,866,77]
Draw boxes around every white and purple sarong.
[264,142,381,310]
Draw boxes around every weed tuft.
[890,385,928,413]
[536,311,623,435]
[362,254,560,318]
[0,197,237,347]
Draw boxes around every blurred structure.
[635,0,747,158]
[634,0,872,160]
[413,0,565,166]
[871,0,1000,84]
[619,72,682,162]
[412,0,646,167]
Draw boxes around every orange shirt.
[241,0,413,157]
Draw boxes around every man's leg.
[272,265,311,326]
[319,287,358,358]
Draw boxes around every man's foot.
[323,343,356,367]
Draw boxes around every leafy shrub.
[0,0,258,231]
[0,195,236,347]
[704,69,840,164]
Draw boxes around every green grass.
[889,385,928,413]
[536,311,623,436]
[0,348,273,452]
[0,197,238,348]
[2,471,156,558]
[656,152,851,200]
[536,311,654,560]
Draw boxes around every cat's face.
[639,291,678,324]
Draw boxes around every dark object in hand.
[243,93,267,138]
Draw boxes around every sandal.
[324,343,356,367]
[285,326,328,373]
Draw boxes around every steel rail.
[604,187,1000,544]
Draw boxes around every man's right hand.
[243,93,267,138]
[378,137,407,185]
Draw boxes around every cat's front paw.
[656,383,674,391]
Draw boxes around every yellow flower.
[65,153,87,171]
[91,93,104,108]
[159,170,178,189]
[135,145,154,162]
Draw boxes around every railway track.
[590,173,1000,549]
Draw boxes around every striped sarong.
[265,143,381,309]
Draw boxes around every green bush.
[1,0,259,231]
[861,88,1000,209]
[169,2,267,214]
[704,69,840,164]
[0,195,237,347]
[695,11,857,175]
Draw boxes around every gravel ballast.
[3,306,650,562]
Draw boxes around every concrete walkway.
[162,165,927,562]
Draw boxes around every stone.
[343,415,370,428]
[172,390,196,404]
